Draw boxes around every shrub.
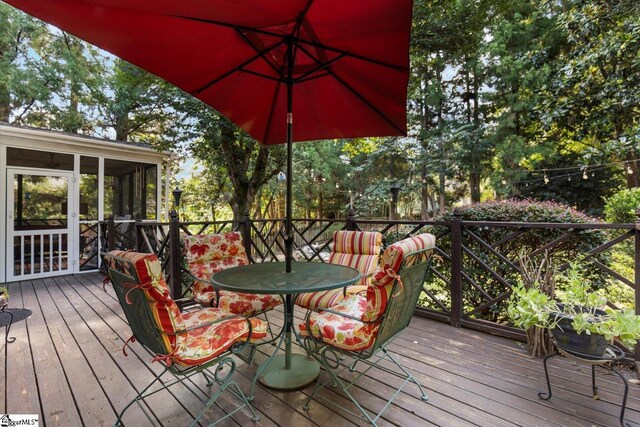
[429,199,608,324]
[604,188,640,223]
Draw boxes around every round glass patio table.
[211,262,361,391]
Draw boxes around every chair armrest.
[171,313,247,334]
[175,298,203,312]
[307,306,377,324]
[182,272,221,307]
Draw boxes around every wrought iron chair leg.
[202,370,214,387]
[114,365,170,426]
[609,366,630,427]
[191,374,259,426]
[305,363,380,426]
[382,348,428,401]
[538,352,557,400]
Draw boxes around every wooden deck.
[1,272,639,427]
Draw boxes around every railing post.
[168,208,182,300]
[450,208,463,328]
[346,208,358,231]
[635,209,640,364]
[242,213,254,263]
[135,216,143,251]
[107,216,116,251]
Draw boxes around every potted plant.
[508,262,640,358]
[506,253,556,358]
[0,286,8,308]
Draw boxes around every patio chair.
[184,231,282,317]
[299,233,436,426]
[104,250,267,426]
[295,230,382,310]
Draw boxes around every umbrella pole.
[285,39,294,274]
[285,40,294,371]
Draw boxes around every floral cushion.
[184,232,282,316]
[184,231,247,264]
[298,294,377,351]
[363,233,436,322]
[105,250,269,368]
[295,231,382,310]
[174,308,269,367]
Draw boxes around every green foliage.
[508,263,640,348]
[431,199,608,324]
[604,188,640,223]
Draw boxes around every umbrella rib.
[293,53,347,84]
[332,71,406,134]
[296,43,405,134]
[240,69,282,82]
[263,80,283,143]
[236,28,283,78]
[172,14,405,72]
[194,39,285,95]
[295,38,405,72]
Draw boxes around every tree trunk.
[626,158,639,188]
[0,85,10,122]
[470,171,481,203]
[439,173,446,214]
[421,184,430,220]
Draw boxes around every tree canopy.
[1,1,638,220]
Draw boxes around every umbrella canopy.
[5,0,413,270]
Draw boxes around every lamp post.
[171,187,183,218]
[389,184,401,220]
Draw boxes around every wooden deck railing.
[88,210,640,362]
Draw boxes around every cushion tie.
[151,346,179,367]
[102,276,111,292]
[122,335,136,357]
[124,282,149,305]
[385,268,404,297]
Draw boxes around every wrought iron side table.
[538,341,630,426]
[1,299,16,343]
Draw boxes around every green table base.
[258,354,320,390]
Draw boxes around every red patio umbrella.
[4,0,413,272]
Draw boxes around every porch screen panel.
[80,157,101,270]
[104,159,158,220]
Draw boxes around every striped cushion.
[295,231,382,310]
[332,230,381,255]
[362,233,436,322]
[106,250,267,367]
[106,250,185,353]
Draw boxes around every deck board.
[1,272,639,427]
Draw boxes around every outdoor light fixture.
[172,187,183,207]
